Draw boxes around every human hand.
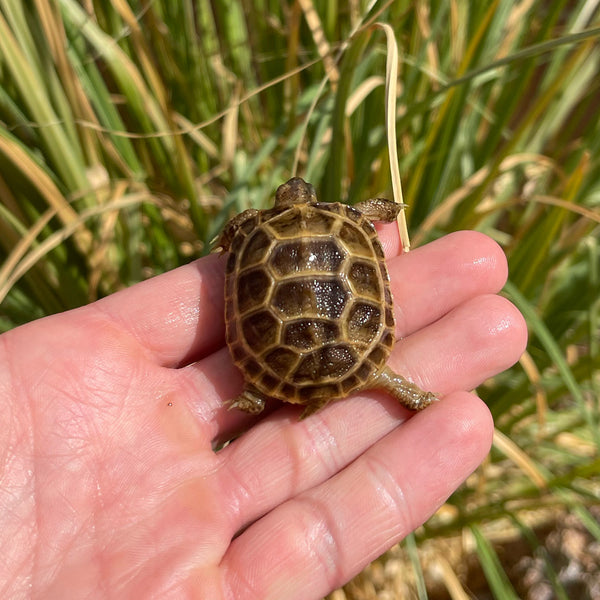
[0,229,526,599]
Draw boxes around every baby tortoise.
[217,177,438,418]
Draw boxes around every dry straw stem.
[0,206,57,296]
[292,75,386,178]
[529,195,600,224]
[290,3,386,177]
[54,55,322,142]
[33,0,101,166]
[221,84,241,169]
[291,1,404,203]
[372,22,411,253]
[412,153,558,246]
[492,428,548,490]
[518,351,548,433]
[297,0,340,86]
[0,131,92,256]
[428,555,471,600]
[0,9,89,194]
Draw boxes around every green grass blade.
[470,525,520,600]
[503,280,599,447]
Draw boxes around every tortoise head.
[275,177,317,208]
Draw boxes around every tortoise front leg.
[370,366,438,411]
[214,208,259,253]
[353,198,405,223]
[228,385,269,415]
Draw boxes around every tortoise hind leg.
[228,386,269,415]
[370,366,438,411]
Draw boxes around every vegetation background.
[0,0,599,597]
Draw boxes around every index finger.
[90,223,404,368]
[93,254,226,366]
[221,393,494,599]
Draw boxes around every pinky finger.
[220,392,493,600]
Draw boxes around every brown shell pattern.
[224,201,395,405]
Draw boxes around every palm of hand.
[0,231,526,599]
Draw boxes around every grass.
[1,0,599,597]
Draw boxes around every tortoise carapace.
[216,177,437,418]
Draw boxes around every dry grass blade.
[493,429,548,490]
[33,0,101,165]
[412,153,557,246]
[529,195,600,223]
[519,351,547,432]
[415,1,440,90]
[0,8,88,192]
[315,76,386,152]
[222,84,240,168]
[347,75,385,114]
[372,22,410,252]
[429,555,472,600]
[297,0,339,85]
[62,56,323,141]
[0,193,154,304]
[0,131,92,253]
[0,207,57,292]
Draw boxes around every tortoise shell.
[221,178,397,412]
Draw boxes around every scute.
[293,345,356,383]
[259,372,279,393]
[299,383,339,402]
[347,302,382,344]
[267,206,336,237]
[338,222,372,257]
[269,239,345,276]
[241,310,280,353]
[265,347,298,377]
[272,278,348,319]
[237,268,272,314]
[348,260,381,299]
[240,229,273,269]
[284,319,340,350]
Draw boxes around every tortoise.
[216,177,437,418]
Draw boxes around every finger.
[180,233,514,438]
[89,228,504,369]
[221,393,493,600]
[388,293,528,396]
[373,221,402,258]
[202,293,525,529]
[377,227,509,333]
[89,225,401,369]
[388,230,508,337]
[92,254,226,366]
[91,224,506,367]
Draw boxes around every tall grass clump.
[1,1,599,597]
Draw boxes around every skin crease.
[0,229,527,600]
